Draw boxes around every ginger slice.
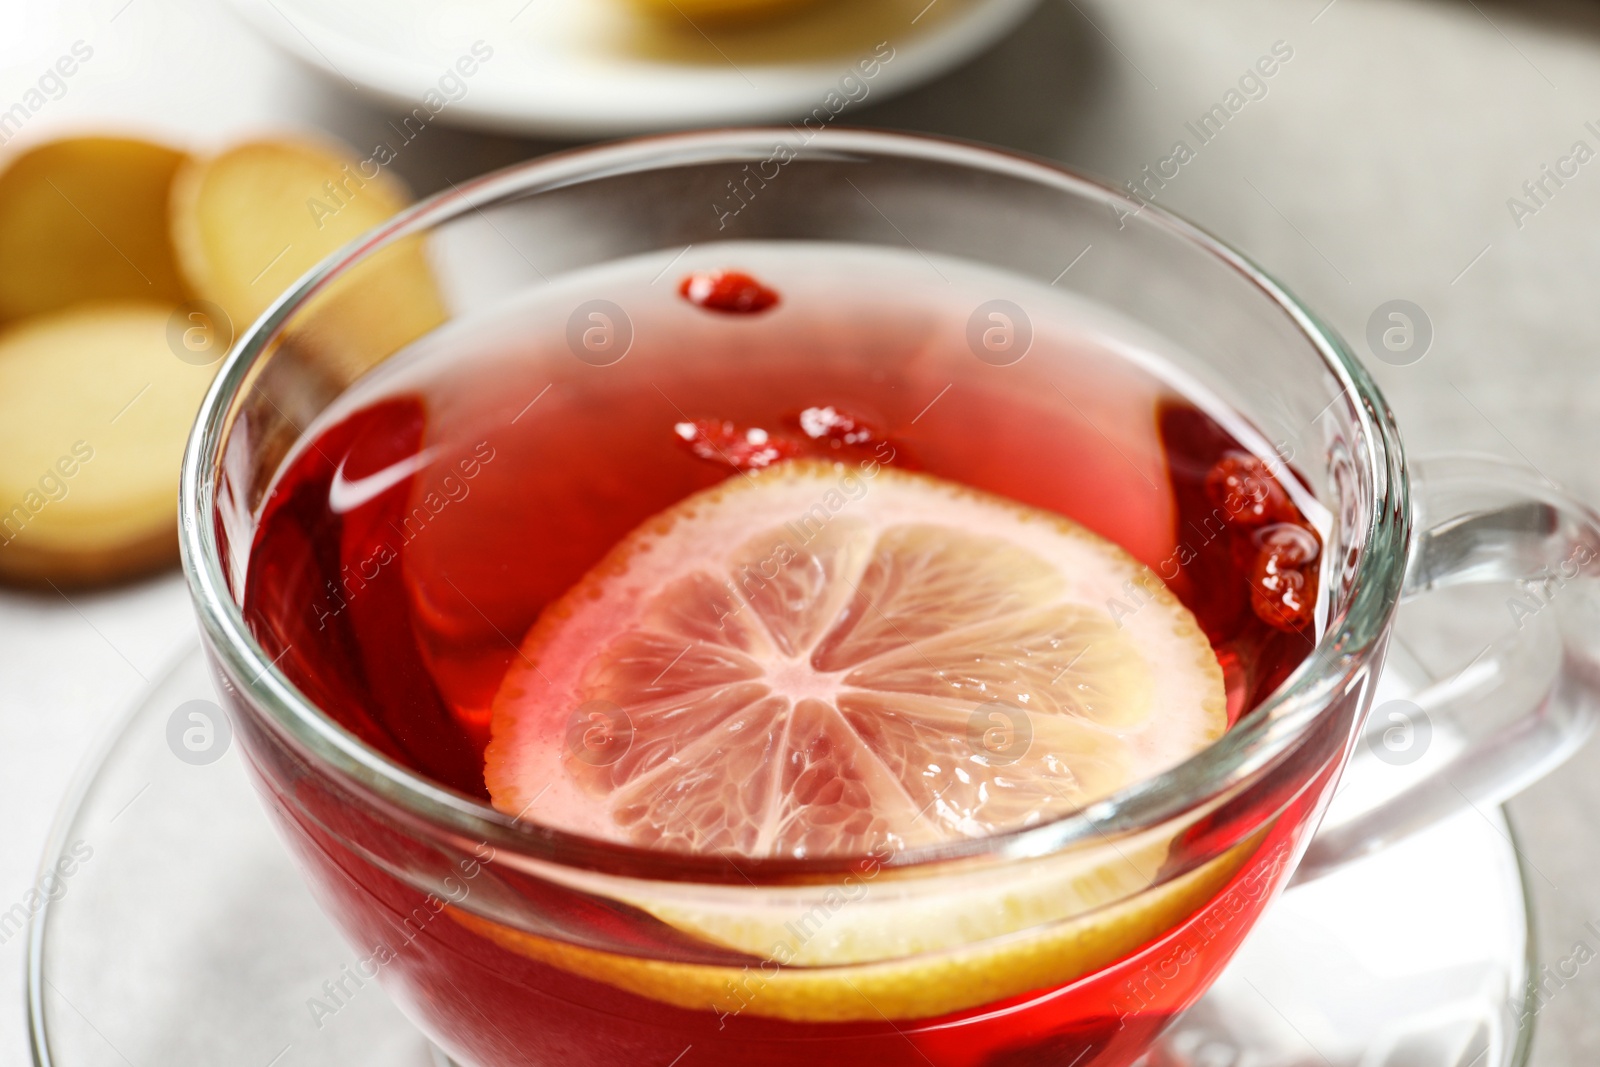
[0,136,190,324]
[170,137,447,385]
[0,302,219,585]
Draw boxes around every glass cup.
[178,129,1600,1067]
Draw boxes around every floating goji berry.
[1205,452,1296,527]
[678,270,780,314]
[673,419,803,471]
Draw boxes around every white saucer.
[26,645,1533,1066]
[220,0,1040,137]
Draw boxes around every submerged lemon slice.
[479,459,1235,1021]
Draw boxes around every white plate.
[220,0,1041,138]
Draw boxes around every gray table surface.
[3,0,1600,1063]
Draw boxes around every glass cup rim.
[178,127,1410,884]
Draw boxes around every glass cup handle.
[1294,453,1600,884]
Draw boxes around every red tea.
[240,244,1325,1066]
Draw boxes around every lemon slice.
[447,833,1259,1022]
[475,461,1236,1021]
[487,460,1223,854]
